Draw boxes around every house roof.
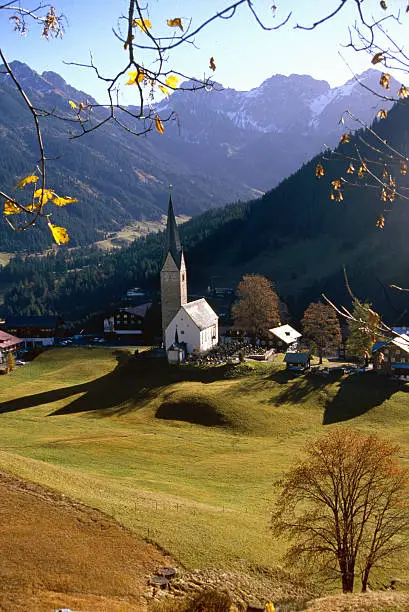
[163,194,183,269]
[284,352,310,364]
[120,303,151,317]
[5,316,62,328]
[269,324,301,345]
[0,330,23,350]
[372,334,409,355]
[182,299,218,331]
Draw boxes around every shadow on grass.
[272,370,333,406]
[0,352,235,418]
[323,373,408,424]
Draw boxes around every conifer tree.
[347,300,380,363]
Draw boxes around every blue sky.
[0,1,407,103]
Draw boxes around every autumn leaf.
[4,200,21,215]
[155,115,164,135]
[371,51,384,65]
[209,56,216,71]
[340,133,351,143]
[379,73,391,89]
[358,163,368,178]
[158,85,169,97]
[331,179,342,190]
[126,70,146,85]
[52,196,78,206]
[48,220,70,245]
[132,18,152,32]
[376,215,385,228]
[346,162,355,174]
[315,162,324,178]
[68,100,77,109]
[266,604,275,612]
[381,188,387,202]
[377,109,388,119]
[167,17,183,31]
[382,167,389,179]
[330,191,335,200]
[335,191,343,202]
[380,0,387,8]
[165,75,179,89]
[15,175,38,189]
[400,162,408,175]
[397,84,409,99]
[33,188,55,204]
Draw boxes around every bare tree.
[272,428,409,593]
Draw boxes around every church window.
[182,274,185,281]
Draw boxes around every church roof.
[163,194,182,269]
[182,299,218,331]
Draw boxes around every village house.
[104,302,152,341]
[268,324,301,351]
[372,334,409,376]
[0,330,23,364]
[161,194,218,359]
[284,352,311,372]
[4,315,63,348]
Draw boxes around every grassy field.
[1,348,409,582]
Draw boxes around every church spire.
[164,189,182,268]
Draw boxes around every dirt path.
[0,472,176,611]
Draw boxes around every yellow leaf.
[382,167,389,179]
[132,18,152,32]
[379,73,391,90]
[52,196,78,206]
[335,190,343,202]
[340,133,351,143]
[381,188,387,202]
[380,0,387,8]
[15,174,39,189]
[33,188,55,204]
[330,191,335,200]
[159,85,169,97]
[209,56,216,71]
[346,162,355,174]
[371,51,384,65]
[3,200,21,215]
[376,215,385,228]
[331,179,342,190]
[126,70,146,85]
[266,604,275,612]
[315,162,324,178]
[400,162,408,175]
[165,75,179,89]
[377,108,388,119]
[68,100,77,109]
[397,84,409,99]
[167,17,183,31]
[155,115,164,135]
[48,221,70,245]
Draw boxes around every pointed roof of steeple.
[164,192,183,268]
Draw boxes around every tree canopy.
[232,274,280,338]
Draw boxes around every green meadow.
[1,347,409,575]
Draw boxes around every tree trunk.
[361,564,372,592]
[340,560,355,592]
[319,350,323,365]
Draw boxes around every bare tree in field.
[272,428,409,593]
[232,274,280,340]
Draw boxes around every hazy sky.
[1,1,407,103]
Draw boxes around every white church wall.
[165,310,201,354]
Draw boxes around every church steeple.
[164,193,182,269]
[160,190,188,338]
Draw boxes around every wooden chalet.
[104,303,152,340]
[4,316,63,347]
[372,334,409,376]
[0,330,23,364]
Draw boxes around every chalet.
[372,334,409,375]
[0,330,23,364]
[104,303,152,340]
[4,316,63,347]
[284,352,310,372]
[269,324,301,351]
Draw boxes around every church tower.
[160,194,187,337]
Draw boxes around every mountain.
[0,62,398,251]
[3,96,409,325]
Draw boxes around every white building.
[161,195,218,356]
[165,298,218,354]
[268,324,301,351]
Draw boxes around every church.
[161,194,218,358]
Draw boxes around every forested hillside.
[2,100,409,324]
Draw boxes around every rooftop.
[182,299,218,331]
